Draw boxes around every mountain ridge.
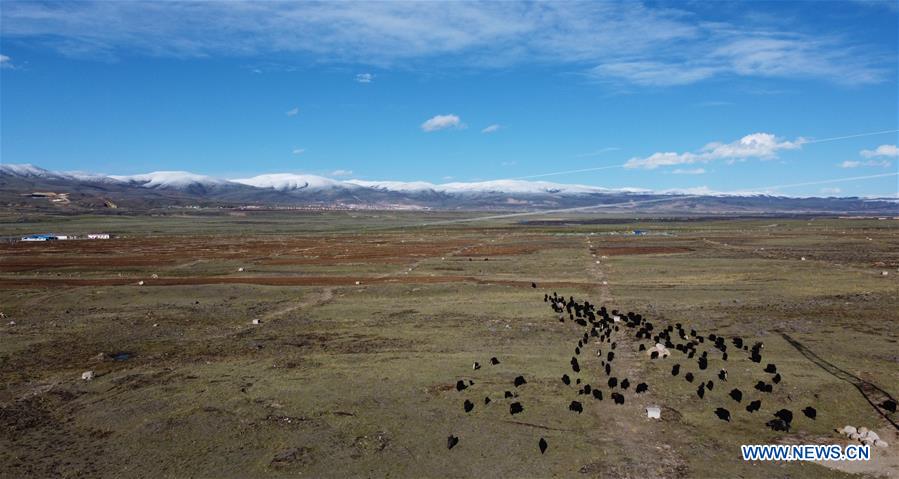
[2,163,897,214]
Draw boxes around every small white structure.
[251,319,261,325]
[801,257,807,261]
[87,233,111,240]
[137,281,144,286]
[355,281,361,285]
[882,271,889,276]
[151,274,159,279]
[646,406,661,419]
[238,267,244,272]
[82,371,95,381]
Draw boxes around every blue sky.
[1,1,897,197]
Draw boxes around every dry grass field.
[1,211,897,478]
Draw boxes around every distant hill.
[2,163,897,214]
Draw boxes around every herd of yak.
[446,288,823,454]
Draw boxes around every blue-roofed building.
[21,234,58,241]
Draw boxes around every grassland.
[1,211,897,478]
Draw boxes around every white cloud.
[625,132,803,169]
[355,73,374,83]
[820,187,841,195]
[292,148,305,155]
[421,114,462,132]
[481,124,501,134]
[0,3,888,86]
[0,54,10,68]
[286,107,299,117]
[839,159,892,168]
[627,152,694,169]
[860,144,898,158]
[330,169,353,177]
[702,133,803,159]
[672,168,706,175]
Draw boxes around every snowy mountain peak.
[2,164,140,184]
[231,173,350,191]
[0,163,60,178]
[347,178,641,195]
[2,163,896,213]
[110,171,228,189]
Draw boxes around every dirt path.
[189,287,336,344]
[579,235,687,477]
[261,287,334,322]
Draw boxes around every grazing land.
[1,211,898,478]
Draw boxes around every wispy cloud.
[0,54,13,68]
[355,73,374,83]
[820,187,842,195]
[851,0,899,12]
[860,144,898,158]
[589,34,888,86]
[838,144,897,168]
[672,168,706,175]
[286,107,299,117]
[292,148,305,155]
[421,114,463,132]
[0,2,890,86]
[591,62,719,87]
[625,133,803,169]
[839,159,892,168]
[481,124,501,134]
[330,169,353,177]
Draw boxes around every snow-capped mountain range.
[2,163,897,214]
[2,164,643,195]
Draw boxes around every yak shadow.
[780,332,898,431]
